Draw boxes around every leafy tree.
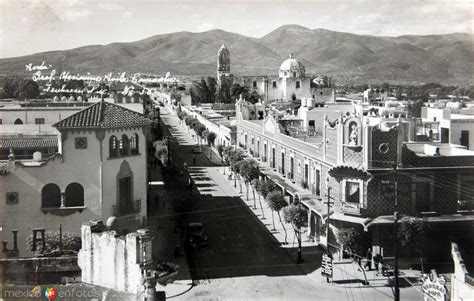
[266,190,288,243]
[155,146,168,166]
[252,178,265,219]
[202,129,209,141]
[283,204,307,263]
[206,132,216,146]
[190,77,217,104]
[216,79,232,103]
[229,150,245,189]
[194,123,206,138]
[222,146,235,174]
[239,159,260,206]
[171,91,182,103]
[230,83,261,104]
[336,228,367,261]
[398,216,430,272]
[1,77,40,100]
[231,83,249,99]
[177,111,187,120]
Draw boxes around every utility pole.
[393,164,400,301]
[322,175,334,283]
[324,176,334,252]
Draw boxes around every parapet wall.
[451,242,473,301]
[78,221,149,294]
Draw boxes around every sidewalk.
[209,166,320,250]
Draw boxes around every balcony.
[342,202,361,215]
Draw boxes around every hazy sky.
[0,0,472,58]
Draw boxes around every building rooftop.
[0,136,57,149]
[53,101,151,129]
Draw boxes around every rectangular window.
[272,81,277,88]
[296,81,300,89]
[35,118,45,124]
[345,181,360,203]
[0,119,2,124]
[253,81,257,88]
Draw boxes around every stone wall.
[78,221,151,295]
[1,256,80,284]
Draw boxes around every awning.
[300,195,330,219]
[366,214,474,230]
[329,165,373,182]
[330,212,373,230]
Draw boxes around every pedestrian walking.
[374,253,383,274]
[364,248,372,271]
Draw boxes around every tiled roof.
[0,137,58,149]
[52,101,151,129]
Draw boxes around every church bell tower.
[217,44,231,88]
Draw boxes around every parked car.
[185,222,208,248]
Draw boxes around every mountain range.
[0,24,472,85]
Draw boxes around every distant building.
[216,45,336,103]
[421,106,474,150]
[363,87,389,104]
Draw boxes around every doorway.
[441,128,450,143]
[461,130,469,149]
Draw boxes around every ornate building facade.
[236,97,474,261]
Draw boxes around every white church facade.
[217,44,336,103]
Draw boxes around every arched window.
[120,134,129,156]
[14,118,23,125]
[41,184,61,208]
[109,136,118,158]
[130,133,139,155]
[65,183,84,207]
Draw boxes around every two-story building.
[1,101,150,257]
[236,96,474,262]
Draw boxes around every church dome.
[279,52,305,78]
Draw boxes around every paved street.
[157,107,424,301]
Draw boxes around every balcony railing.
[342,202,361,215]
